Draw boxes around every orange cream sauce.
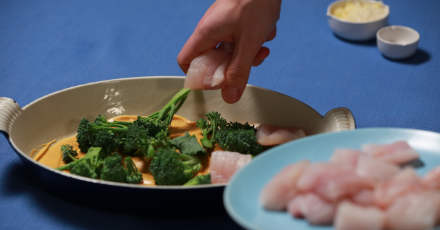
[33,114,210,186]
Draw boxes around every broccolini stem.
[57,161,75,171]
[94,125,128,132]
[153,88,191,125]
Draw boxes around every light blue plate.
[224,128,440,230]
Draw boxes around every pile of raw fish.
[260,141,440,230]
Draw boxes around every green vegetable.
[100,154,127,183]
[57,147,104,179]
[124,157,143,184]
[149,147,201,185]
[170,132,206,155]
[184,174,211,186]
[100,155,143,184]
[58,147,142,184]
[196,112,227,149]
[76,88,191,158]
[146,88,191,126]
[76,115,130,154]
[121,118,165,157]
[215,121,265,155]
[61,144,78,164]
[197,112,265,155]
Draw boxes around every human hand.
[178,0,281,103]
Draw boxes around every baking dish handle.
[0,97,22,136]
[321,107,356,132]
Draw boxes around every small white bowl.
[377,25,420,59]
[327,0,390,41]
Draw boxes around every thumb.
[222,38,261,103]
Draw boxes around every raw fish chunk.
[297,163,342,191]
[386,191,440,230]
[297,163,373,201]
[185,43,233,89]
[351,189,375,206]
[287,193,336,225]
[362,141,419,165]
[256,124,306,146]
[260,161,310,210]
[209,150,252,184]
[330,148,363,168]
[356,155,400,183]
[334,201,385,230]
[374,168,425,208]
[314,173,373,202]
[423,166,440,189]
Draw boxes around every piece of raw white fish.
[374,167,426,208]
[351,189,375,206]
[330,148,364,168]
[256,124,306,146]
[423,166,440,189]
[356,155,400,183]
[362,141,420,166]
[209,150,252,184]
[287,193,336,225]
[334,201,385,230]
[260,160,310,210]
[185,43,233,89]
[386,191,440,230]
[296,163,373,201]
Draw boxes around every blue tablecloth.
[1,0,439,229]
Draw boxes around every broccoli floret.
[149,147,201,185]
[59,147,142,184]
[196,112,227,149]
[77,119,91,154]
[215,122,265,155]
[197,112,264,155]
[100,154,127,183]
[121,118,170,156]
[184,174,211,186]
[170,132,206,155]
[101,155,143,184]
[124,157,143,184]
[57,147,103,179]
[61,144,78,164]
[76,115,130,154]
[121,119,155,155]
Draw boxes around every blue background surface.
[0,0,439,229]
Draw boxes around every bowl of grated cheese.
[327,0,390,41]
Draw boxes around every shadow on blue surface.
[333,34,377,47]
[382,48,431,65]
[1,161,243,230]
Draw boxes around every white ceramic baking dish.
[0,76,355,210]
